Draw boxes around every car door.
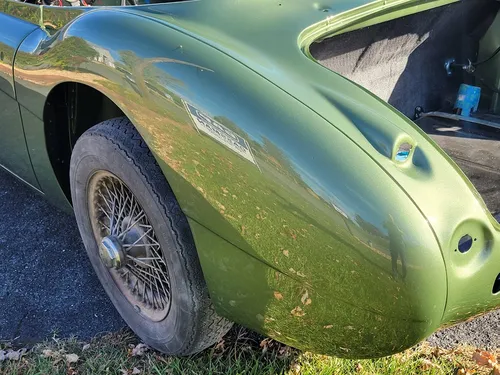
[0,13,40,189]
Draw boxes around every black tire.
[70,117,232,355]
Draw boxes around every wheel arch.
[43,81,127,203]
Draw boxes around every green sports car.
[1,0,500,358]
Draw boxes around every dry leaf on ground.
[65,353,79,364]
[300,290,309,305]
[41,349,55,358]
[419,358,440,371]
[472,349,497,367]
[290,361,301,374]
[260,338,271,354]
[291,306,305,317]
[274,291,283,300]
[131,343,149,357]
[0,348,27,361]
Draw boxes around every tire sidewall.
[71,132,198,354]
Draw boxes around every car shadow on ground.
[0,169,125,344]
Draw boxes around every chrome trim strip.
[0,163,44,195]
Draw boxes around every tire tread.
[76,117,232,355]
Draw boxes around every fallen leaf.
[65,354,79,364]
[278,345,292,358]
[291,306,305,317]
[323,325,333,329]
[419,358,440,371]
[304,298,312,305]
[355,363,363,372]
[132,368,141,374]
[260,338,271,354]
[420,358,432,370]
[41,349,55,358]
[290,361,301,374]
[131,343,149,357]
[431,346,441,358]
[282,250,289,257]
[214,340,225,352]
[274,291,283,300]
[300,290,309,305]
[472,350,497,367]
[82,344,91,351]
[5,349,27,361]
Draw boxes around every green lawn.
[0,327,495,375]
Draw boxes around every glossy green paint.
[0,14,40,188]
[0,0,498,358]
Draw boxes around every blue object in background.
[395,149,410,162]
[454,84,481,117]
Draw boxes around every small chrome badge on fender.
[183,100,257,165]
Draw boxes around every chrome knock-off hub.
[99,236,125,269]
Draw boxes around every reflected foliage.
[16,36,99,70]
[0,0,39,24]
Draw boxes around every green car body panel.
[0,0,499,358]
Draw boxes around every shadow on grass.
[0,325,486,375]
[0,326,300,375]
[189,325,300,374]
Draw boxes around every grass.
[0,327,496,375]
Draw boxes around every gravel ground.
[428,310,500,350]
[0,169,125,344]
[0,168,499,349]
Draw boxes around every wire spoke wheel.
[72,120,232,354]
[88,170,171,321]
